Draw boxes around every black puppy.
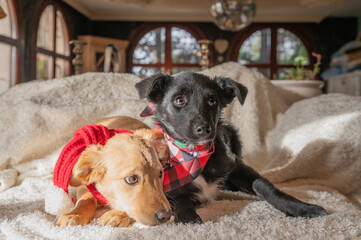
[135,72,327,223]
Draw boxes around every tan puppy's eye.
[124,175,139,185]
[159,171,163,178]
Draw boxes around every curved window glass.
[35,4,70,80]
[233,26,314,79]
[0,0,18,93]
[131,25,203,78]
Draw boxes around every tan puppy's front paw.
[57,214,90,227]
[99,210,135,227]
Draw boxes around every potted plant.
[271,52,324,98]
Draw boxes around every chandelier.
[210,0,256,32]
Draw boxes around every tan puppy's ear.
[73,145,106,185]
[134,129,169,166]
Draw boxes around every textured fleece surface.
[0,62,360,239]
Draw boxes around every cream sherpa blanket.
[0,62,360,239]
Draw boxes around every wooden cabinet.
[327,71,361,96]
[77,35,129,73]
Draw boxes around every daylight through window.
[130,24,204,78]
[0,0,18,94]
[35,3,70,80]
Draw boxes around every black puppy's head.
[135,72,247,145]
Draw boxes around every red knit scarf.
[53,125,133,205]
[140,103,215,192]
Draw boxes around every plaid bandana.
[140,103,215,192]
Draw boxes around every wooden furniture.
[69,40,86,75]
[327,71,361,96]
[77,35,129,73]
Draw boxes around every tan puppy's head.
[73,129,172,226]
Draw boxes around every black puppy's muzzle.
[193,122,213,138]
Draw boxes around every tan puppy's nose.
[154,209,172,224]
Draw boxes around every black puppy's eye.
[124,175,139,185]
[159,171,163,178]
[208,97,217,106]
[174,96,186,106]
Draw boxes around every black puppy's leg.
[228,163,328,218]
[168,194,202,224]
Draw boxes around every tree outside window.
[129,24,208,78]
[230,24,316,80]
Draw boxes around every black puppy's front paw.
[286,203,328,218]
[175,212,203,224]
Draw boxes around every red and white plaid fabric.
[162,134,214,192]
[141,103,215,192]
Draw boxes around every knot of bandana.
[140,103,215,192]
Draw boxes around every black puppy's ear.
[135,73,170,102]
[215,77,248,105]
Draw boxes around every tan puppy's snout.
[154,209,172,224]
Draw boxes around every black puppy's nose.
[154,209,172,224]
[194,124,212,136]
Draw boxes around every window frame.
[31,0,71,80]
[0,0,23,85]
[127,22,213,74]
[228,23,318,79]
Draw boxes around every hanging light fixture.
[210,0,256,32]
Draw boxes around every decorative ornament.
[69,40,87,75]
[198,40,213,70]
[214,39,229,54]
[210,0,256,32]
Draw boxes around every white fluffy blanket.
[1,62,360,239]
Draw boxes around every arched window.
[34,2,70,80]
[229,24,317,79]
[128,23,210,78]
[0,0,20,94]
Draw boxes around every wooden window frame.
[228,23,318,79]
[127,22,214,74]
[31,0,71,80]
[0,0,23,85]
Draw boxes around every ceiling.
[62,0,361,23]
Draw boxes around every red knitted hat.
[45,124,132,215]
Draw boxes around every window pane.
[278,68,293,80]
[171,27,201,64]
[132,66,163,78]
[277,28,309,65]
[0,0,16,39]
[55,58,69,78]
[133,66,164,78]
[36,53,53,79]
[133,28,165,64]
[278,67,311,80]
[37,5,54,50]
[250,67,270,79]
[55,10,69,55]
[238,28,271,64]
[172,67,201,74]
[0,42,12,94]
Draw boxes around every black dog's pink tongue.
[140,102,155,117]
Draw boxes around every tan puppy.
[57,116,171,227]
